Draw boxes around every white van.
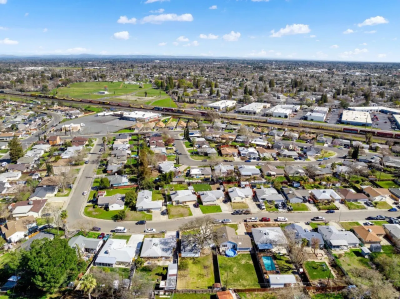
[114,227,127,233]
[276,217,288,222]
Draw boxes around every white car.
[221,219,232,223]
[144,228,156,233]
[82,191,88,196]
[364,221,374,226]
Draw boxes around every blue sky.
[0,0,399,62]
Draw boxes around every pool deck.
[257,252,281,278]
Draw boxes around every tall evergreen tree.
[8,136,24,163]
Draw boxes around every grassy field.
[290,203,309,211]
[231,202,249,210]
[218,254,260,288]
[340,222,361,230]
[200,205,222,214]
[376,181,400,188]
[312,294,344,299]
[304,261,332,280]
[177,255,215,289]
[345,201,366,210]
[167,205,193,219]
[373,171,394,180]
[150,98,177,108]
[193,184,212,192]
[55,188,71,197]
[111,234,131,241]
[152,190,164,201]
[92,266,130,279]
[335,249,371,277]
[374,201,392,209]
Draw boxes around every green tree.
[113,210,126,221]
[80,274,96,299]
[23,238,85,292]
[8,136,24,163]
[125,190,138,209]
[352,146,360,160]
[269,79,275,88]
[99,177,110,190]
[46,163,54,176]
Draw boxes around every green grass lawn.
[290,203,309,211]
[92,266,130,279]
[274,254,294,274]
[88,190,97,201]
[335,249,371,279]
[345,201,366,210]
[167,205,192,219]
[137,265,167,285]
[55,188,71,197]
[165,184,188,191]
[309,222,328,230]
[0,149,8,154]
[315,203,337,210]
[376,181,400,188]
[304,261,332,280]
[44,228,64,236]
[0,253,12,268]
[116,129,135,133]
[231,202,249,210]
[152,190,164,201]
[371,220,389,226]
[265,203,278,212]
[149,98,177,108]
[84,205,121,220]
[105,188,135,196]
[340,222,361,230]
[193,184,212,192]
[199,205,222,214]
[111,234,131,241]
[374,201,392,209]
[93,178,100,187]
[177,255,215,289]
[218,254,260,288]
[373,171,394,180]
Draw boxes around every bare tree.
[285,230,307,267]
[130,272,153,299]
[310,237,320,254]
[59,167,74,193]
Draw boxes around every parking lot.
[370,112,393,131]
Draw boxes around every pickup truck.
[245,217,259,222]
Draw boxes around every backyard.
[167,205,193,219]
[218,254,260,288]
[376,181,400,188]
[340,222,361,230]
[165,184,188,191]
[177,255,215,289]
[192,184,212,192]
[84,205,152,221]
[274,254,294,274]
[304,261,332,280]
[335,249,371,278]
[200,205,222,214]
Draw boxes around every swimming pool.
[262,256,276,271]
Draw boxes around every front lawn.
[218,254,260,288]
[290,203,309,211]
[371,220,388,226]
[265,203,278,212]
[192,184,212,192]
[345,201,366,210]
[309,222,328,230]
[376,181,400,188]
[200,205,222,214]
[177,255,214,289]
[167,205,192,219]
[231,202,249,210]
[111,234,131,241]
[55,188,71,197]
[84,205,151,221]
[304,261,332,280]
[315,203,337,210]
[374,201,392,209]
[340,222,361,230]
[373,171,394,180]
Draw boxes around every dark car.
[92,226,101,231]
[376,215,386,220]
[326,210,335,214]
[193,203,199,208]
[136,220,147,225]
[243,210,251,215]
[366,216,377,220]
[260,217,271,222]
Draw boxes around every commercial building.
[236,103,270,114]
[266,105,299,118]
[341,110,372,126]
[305,112,326,122]
[393,114,400,129]
[122,111,161,122]
[349,106,400,115]
[207,100,237,111]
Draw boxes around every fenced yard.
[218,254,260,289]
[177,254,215,289]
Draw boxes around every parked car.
[221,219,232,223]
[326,210,335,214]
[85,160,89,164]
[260,217,270,222]
[82,191,88,196]
[114,227,127,233]
[193,203,199,208]
[366,216,377,220]
[144,228,156,233]
[363,221,374,226]
[376,215,386,220]
[243,210,251,215]
[245,160,252,162]
[214,219,222,223]
[92,226,101,231]
[98,233,105,239]
[312,216,326,221]
[389,208,398,212]
[245,217,258,222]
[275,217,288,222]
[136,220,146,225]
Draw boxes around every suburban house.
[197,147,218,157]
[180,235,201,258]
[214,164,235,177]
[140,237,176,260]
[189,167,212,179]
[228,187,253,203]
[61,145,83,159]
[170,190,198,205]
[363,186,387,202]
[95,239,136,267]
[383,224,400,244]
[68,235,103,254]
[97,195,125,211]
[238,165,261,177]
[0,171,22,182]
[0,216,36,243]
[256,187,285,204]
[261,165,285,176]
[318,226,360,250]
[10,199,47,218]
[71,136,88,147]
[310,189,342,203]
[38,176,62,188]
[48,135,61,146]
[352,226,385,245]
[252,227,288,251]
[199,190,224,205]
[279,150,298,159]
[115,134,130,144]
[281,188,309,204]
[217,226,252,253]
[337,189,369,203]
[158,161,176,173]
[238,147,259,159]
[269,275,297,288]
[106,175,129,187]
[285,224,324,249]
[284,165,306,177]
[220,147,239,157]
[29,186,58,200]
[136,190,163,211]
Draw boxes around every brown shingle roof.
[0,216,35,240]
[353,226,382,243]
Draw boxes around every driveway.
[152,210,169,222]
[246,198,260,213]
[218,199,232,213]
[189,204,204,217]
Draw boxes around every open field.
[376,181,400,188]
[167,205,193,219]
[218,254,260,288]
[374,201,392,209]
[177,254,215,289]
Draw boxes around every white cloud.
[145,0,169,3]
[117,16,137,24]
[270,24,310,38]
[113,31,130,40]
[158,42,167,46]
[141,13,193,24]
[0,26,7,30]
[172,42,179,46]
[0,38,18,45]
[364,30,377,34]
[358,16,388,27]
[199,33,218,40]
[150,9,164,13]
[343,29,354,34]
[378,54,387,58]
[0,0,7,4]
[66,47,88,54]
[361,42,367,46]
[43,28,48,32]
[340,48,368,58]
[330,45,339,49]
[309,35,316,38]
[223,31,241,42]
[24,13,29,17]
[209,5,217,9]
[184,41,199,47]
[177,36,189,42]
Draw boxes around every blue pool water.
[262,256,276,271]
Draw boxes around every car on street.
[214,219,222,223]
[92,226,101,231]
[144,228,156,233]
[114,227,127,233]
[389,208,398,212]
[376,215,386,220]
[326,210,335,214]
[260,217,271,222]
[312,216,325,221]
[366,216,377,220]
[193,203,199,208]
[85,160,89,164]
[221,219,232,223]
[82,191,88,196]
[245,160,252,162]
[136,220,146,225]
[245,217,258,222]
[275,217,288,222]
